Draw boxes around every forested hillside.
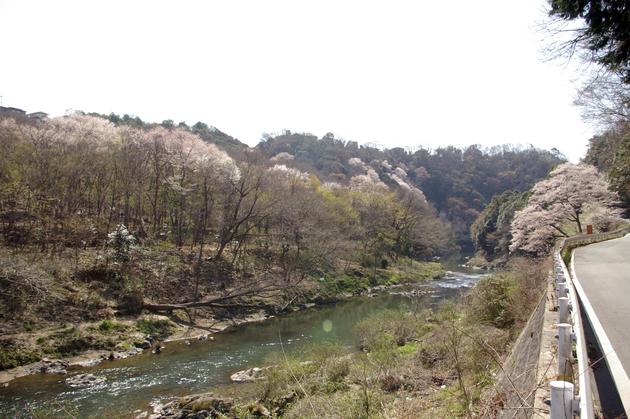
[257,131,564,250]
[469,190,530,264]
[0,112,453,346]
[0,111,569,416]
[584,123,630,208]
[472,162,622,265]
[0,109,568,347]
[86,111,249,154]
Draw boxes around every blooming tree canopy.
[510,163,618,254]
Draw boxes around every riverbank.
[1,271,479,418]
[140,257,549,418]
[0,311,270,386]
[0,259,444,386]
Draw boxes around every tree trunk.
[575,210,583,234]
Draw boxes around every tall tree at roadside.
[608,132,630,204]
[509,163,618,255]
[548,0,630,82]
[547,1,630,127]
[574,72,630,125]
[584,123,630,205]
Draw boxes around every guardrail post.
[550,380,574,419]
[558,297,570,324]
[557,282,567,298]
[558,323,573,379]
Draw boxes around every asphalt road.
[573,234,630,377]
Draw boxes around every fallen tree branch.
[143,301,264,311]
[143,283,283,311]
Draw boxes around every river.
[0,271,483,418]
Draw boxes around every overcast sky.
[0,0,593,161]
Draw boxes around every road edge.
[570,245,630,415]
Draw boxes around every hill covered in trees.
[256,131,565,251]
[584,123,630,208]
[0,111,453,345]
[0,109,573,416]
[0,109,568,340]
[471,162,622,265]
[86,111,249,154]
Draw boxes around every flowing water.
[0,271,483,418]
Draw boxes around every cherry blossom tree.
[107,224,136,263]
[510,163,618,254]
[349,168,388,192]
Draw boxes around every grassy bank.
[197,257,548,418]
[0,244,443,372]
[0,317,174,371]
[316,259,444,300]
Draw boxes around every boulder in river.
[65,373,106,387]
[230,367,267,382]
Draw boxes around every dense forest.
[84,111,249,154]
[469,190,530,263]
[0,110,457,338]
[0,108,567,340]
[75,113,567,248]
[467,128,629,265]
[256,131,564,251]
[584,122,630,207]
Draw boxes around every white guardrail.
[551,246,593,418]
[551,228,630,418]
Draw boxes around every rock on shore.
[148,393,234,418]
[28,358,70,375]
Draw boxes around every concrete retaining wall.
[484,284,550,418]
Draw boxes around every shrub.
[107,224,136,263]
[97,320,126,333]
[397,341,419,356]
[0,251,55,314]
[465,274,514,329]
[120,289,144,315]
[465,257,548,331]
[40,327,93,356]
[0,343,41,370]
[508,257,548,323]
[353,309,426,350]
[325,357,351,383]
[55,336,93,356]
[136,318,174,338]
[283,387,387,419]
[322,274,369,295]
[379,374,402,392]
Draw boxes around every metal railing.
[550,224,630,418]
[551,247,591,418]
